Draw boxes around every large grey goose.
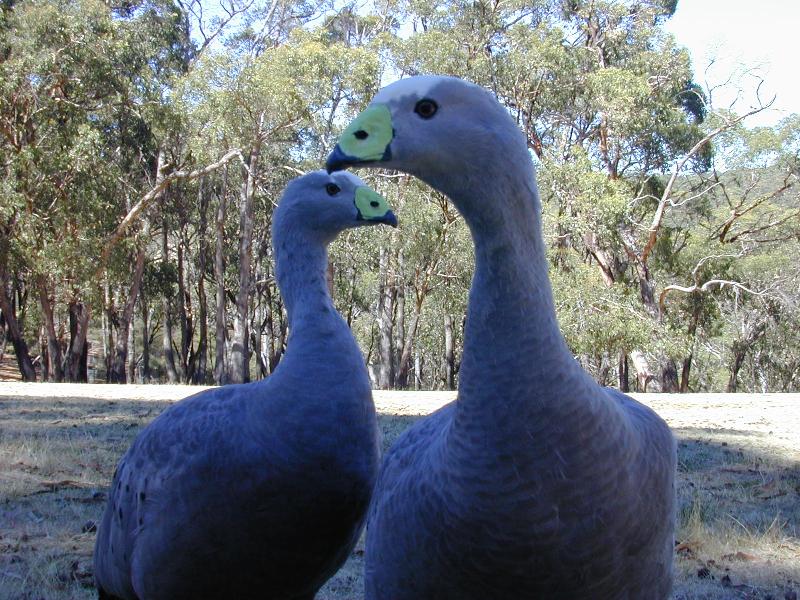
[93,170,396,599]
[327,75,676,599]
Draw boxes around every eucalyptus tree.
[178,25,381,383]
[0,0,196,382]
[1,0,130,381]
[368,0,791,390]
[98,0,194,384]
[657,114,800,391]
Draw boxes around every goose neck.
[273,228,335,329]
[437,167,585,420]
[268,226,368,395]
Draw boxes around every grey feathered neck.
[427,138,592,426]
[273,225,335,329]
[266,220,370,412]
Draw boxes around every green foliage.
[550,259,653,357]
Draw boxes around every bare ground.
[0,383,798,599]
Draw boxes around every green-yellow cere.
[355,187,391,220]
[339,104,393,161]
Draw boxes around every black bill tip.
[326,145,356,173]
[382,210,399,228]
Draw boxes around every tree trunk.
[394,251,406,382]
[583,231,619,286]
[194,277,208,384]
[345,267,357,327]
[726,316,767,392]
[193,176,209,385]
[660,359,680,393]
[396,239,438,389]
[326,259,335,297]
[177,239,190,382]
[377,246,395,389]
[396,301,423,389]
[630,253,680,393]
[230,136,262,384]
[680,299,703,393]
[679,356,692,393]
[618,350,629,392]
[271,300,287,373]
[1,313,7,361]
[127,313,136,383]
[103,283,113,382]
[38,327,48,381]
[214,170,229,386]
[629,350,653,392]
[754,349,769,393]
[0,267,36,381]
[141,296,151,383]
[253,299,267,378]
[264,271,275,376]
[161,214,179,384]
[598,352,612,386]
[64,299,90,382]
[444,314,455,390]
[263,278,275,376]
[110,223,149,383]
[36,275,63,381]
[727,342,747,393]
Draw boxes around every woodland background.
[1,0,798,392]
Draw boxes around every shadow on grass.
[672,428,799,600]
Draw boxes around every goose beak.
[327,104,394,173]
[325,145,359,173]
[354,186,398,228]
[375,210,398,228]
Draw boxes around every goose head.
[326,76,528,206]
[273,170,397,244]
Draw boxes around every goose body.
[328,76,676,599]
[93,171,396,600]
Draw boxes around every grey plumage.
[93,170,394,600]
[328,76,676,599]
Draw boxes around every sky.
[663,0,800,127]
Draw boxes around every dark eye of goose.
[414,99,438,119]
[325,183,341,196]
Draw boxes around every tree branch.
[658,251,773,317]
[641,103,772,265]
[97,148,243,274]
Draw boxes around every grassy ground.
[0,384,798,599]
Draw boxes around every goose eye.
[325,183,341,196]
[414,99,438,119]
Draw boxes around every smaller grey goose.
[93,170,396,600]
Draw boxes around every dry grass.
[0,384,798,599]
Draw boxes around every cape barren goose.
[93,171,396,600]
[327,75,676,599]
